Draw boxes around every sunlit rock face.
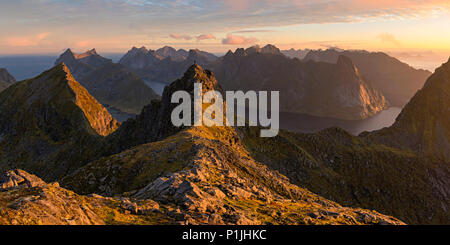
[0,64,119,180]
[55,48,161,116]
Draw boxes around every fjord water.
[280,107,402,135]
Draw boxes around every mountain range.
[114,44,429,120]
[119,46,218,84]
[0,63,409,225]
[281,48,311,59]
[209,45,388,120]
[0,46,448,225]
[54,45,429,122]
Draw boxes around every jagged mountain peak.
[0,68,16,92]
[107,64,222,151]
[73,48,98,59]
[132,46,148,52]
[0,63,121,179]
[159,46,176,52]
[43,63,120,136]
[240,44,281,56]
[59,48,99,60]
[336,55,354,67]
[55,48,112,78]
[0,63,119,137]
[261,44,281,54]
[336,55,360,76]
[59,49,76,60]
[173,64,222,94]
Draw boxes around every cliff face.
[304,49,431,107]
[0,68,16,92]
[210,45,388,120]
[0,64,119,180]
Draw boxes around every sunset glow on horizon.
[1,0,450,70]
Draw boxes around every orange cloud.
[170,34,192,40]
[6,32,50,47]
[222,34,258,45]
[377,33,401,47]
[196,34,216,41]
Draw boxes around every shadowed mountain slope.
[238,58,450,224]
[304,49,432,107]
[366,57,450,160]
[210,45,388,120]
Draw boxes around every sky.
[0,0,450,69]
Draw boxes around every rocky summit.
[0,64,119,180]
[55,49,161,117]
[0,68,16,92]
[0,64,404,225]
[107,64,223,153]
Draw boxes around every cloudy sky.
[1,0,450,67]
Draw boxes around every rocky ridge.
[0,64,119,180]
[55,49,160,116]
[0,68,16,92]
